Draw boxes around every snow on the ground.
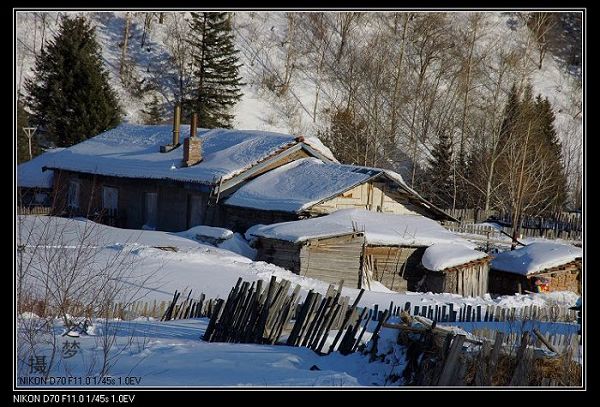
[16,148,65,188]
[17,318,391,387]
[217,233,257,260]
[490,242,582,275]
[176,225,234,241]
[18,216,579,313]
[421,243,488,271]
[225,157,376,212]
[247,209,475,247]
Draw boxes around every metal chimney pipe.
[190,113,198,138]
[172,104,181,145]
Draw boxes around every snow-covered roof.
[422,243,488,271]
[225,158,380,213]
[17,148,65,188]
[491,242,582,276]
[247,209,473,246]
[42,123,333,186]
[225,157,456,221]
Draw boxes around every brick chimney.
[183,113,203,167]
[160,104,181,153]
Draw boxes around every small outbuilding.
[420,243,491,297]
[247,209,475,291]
[489,242,582,295]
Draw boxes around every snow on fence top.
[41,123,334,185]
[247,208,473,247]
[491,242,582,276]
[17,148,65,188]
[225,157,380,212]
[422,243,488,271]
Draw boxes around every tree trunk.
[511,122,532,250]
[119,12,131,79]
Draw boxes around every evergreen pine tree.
[24,16,121,147]
[498,84,521,146]
[187,12,244,128]
[141,95,166,125]
[535,95,568,212]
[426,131,454,207]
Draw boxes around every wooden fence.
[442,209,582,241]
[198,277,388,355]
[17,206,52,216]
[444,222,581,246]
[388,315,581,386]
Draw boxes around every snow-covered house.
[247,209,479,291]
[37,121,334,230]
[222,157,456,232]
[17,148,65,208]
[489,242,582,295]
[420,243,490,297]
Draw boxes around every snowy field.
[16,216,581,387]
[17,318,392,387]
[17,216,579,309]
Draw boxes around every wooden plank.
[437,334,466,386]
[328,289,365,353]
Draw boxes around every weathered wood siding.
[255,238,303,274]
[300,234,364,288]
[489,260,581,295]
[255,234,364,288]
[363,246,425,291]
[52,170,211,232]
[426,261,490,297]
[307,178,435,218]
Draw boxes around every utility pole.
[23,127,37,160]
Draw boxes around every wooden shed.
[489,242,582,295]
[415,243,491,297]
[249,209,474,291]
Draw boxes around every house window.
[67,181,80,209]
[102,186,119,215]
[187,194,206,228]
[144,192,158,229]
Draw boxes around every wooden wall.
[52,170,212,232]
[307,177,439,220]
[255,234,364,288]
[255,237,303,273]
[425,261,490,298]
[363,246,425,291]
[308,179,420,216]
[299,234,364,288]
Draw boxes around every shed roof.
[490,242,582,276]
[422,243,488,271]
[41,123,334,187]
[247,208,472,247]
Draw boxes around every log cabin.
[34,109,334,231]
